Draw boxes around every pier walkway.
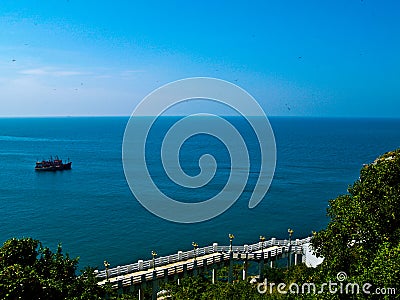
[96,237,312,299]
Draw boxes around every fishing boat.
[35,156,72,171]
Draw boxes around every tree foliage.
[312,149,400,297]
[163,275,265,300]
[0,237,105,300]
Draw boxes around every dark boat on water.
[35,156,72,171]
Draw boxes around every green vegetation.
[311,149,400,298]
[162,265,314,300]
[0,238,127,299]
[163,275,264,300]
[0,237,110,299]
[1,149,399,299]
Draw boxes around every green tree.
[163,275,265,300]
[0,237,106,300]
[311,149,400,297]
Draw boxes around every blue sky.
[1,1,399,117]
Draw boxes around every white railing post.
[138,260,144,271]
[213,243,218,252]
[244,244,248,252]
[271,237,276,245]
[178,251,183,261]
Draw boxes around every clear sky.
[1,1,399,117]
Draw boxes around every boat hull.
[35,159,72,171]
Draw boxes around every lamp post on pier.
[228,234,234,283]
[287,228,294,269]
[228,233,235,252]
[259,235,266,257]
[151,250,158,300]
[259,236,266,281]
[192,242,198,275]
[103,260,110,282]
[151,251,157,270]
[192,242,198,262]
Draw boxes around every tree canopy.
[0,237,105,300]
[312,149,400,297]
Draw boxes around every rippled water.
[0,117,399,269]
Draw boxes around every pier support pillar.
[138,287,144,300]
[117,279,123,295]
[228,252,233,283]
[183,264,187,277]
[270,260,274,268]
[259,260,264,281]
[242,260,248,281]
[212,268,217,284]
[164,269,168,282]
[202,259,208,273]
[259,250,265,281]
[294,253,299,265]
[193,260,198,276]
[152,271,158,300]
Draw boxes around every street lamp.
[288,228,294,246]
[103,260,110,281]
[192,242,198,261]
[228,233,235,252]
[227,234,235,283]
[259,236,266,281]
[259,235,266,257]
[288,228,294,268]
[151,250,157,270]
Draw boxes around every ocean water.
[0,117,399,270]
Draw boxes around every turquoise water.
[0,117,399,270]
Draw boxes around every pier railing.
[96,237,311,280]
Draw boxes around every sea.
[0,116,399,270]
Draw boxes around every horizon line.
[1,115,400,120]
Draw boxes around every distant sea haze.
[0,116,399,268]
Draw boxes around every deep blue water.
[0,117,399,270]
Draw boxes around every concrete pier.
[97,237,311,296]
